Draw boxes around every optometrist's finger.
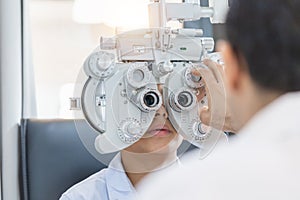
[191,67,212,110]
[203,59,225,84]
[196,86,206,102]
[199,106,211,126]
[191,65,221,112]
[197,61,227,131]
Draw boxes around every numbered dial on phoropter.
[118,118,143,143]
[84,51,115,79]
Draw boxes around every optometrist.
[138,0,300,199]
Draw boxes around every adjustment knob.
[185,65,204,89]
[96,53,114,71]
[118,119,143,143]
[191,73,201,82]
[159,61,174,74]
[84,51,115,79]
[126,62,150,89]
[192,122,210,138]
[153,61,174,78]
[126,122,142,136]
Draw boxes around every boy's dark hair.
[225,0,300,92]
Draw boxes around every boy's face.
[124,85,181,154]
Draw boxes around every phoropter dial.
[118,118,143,143]
[84,51,115,79]
[191,121,211,141]
[126,62,151,89]
[184,64,204,89]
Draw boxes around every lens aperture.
[177,91,193,108]
[143,92,159,108]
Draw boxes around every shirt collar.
[106,153,135,192]
[106,152,181,191]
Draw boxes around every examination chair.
[19,119,196,200]
[19,119,114,200]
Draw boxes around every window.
[28,0,217,118]
[29,0,114,118]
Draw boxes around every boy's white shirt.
[60,152,181,200]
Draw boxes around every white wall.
[29,0,114,118]
[29,0,185,119]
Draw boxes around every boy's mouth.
[148,125,172,137]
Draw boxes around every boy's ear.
[216,40,244,93]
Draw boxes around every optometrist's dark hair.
[225,0,300,92]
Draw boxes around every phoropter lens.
[177,91,193,108]
[143,92,159,108]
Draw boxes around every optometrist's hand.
[192,59,237,133]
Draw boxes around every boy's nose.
[155,105,168,119]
